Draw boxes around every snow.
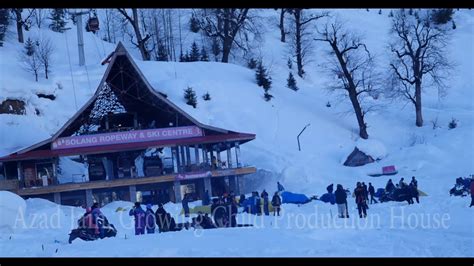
[0,9,473,257]
[0,191,26,234]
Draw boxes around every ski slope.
[0,9,473,257]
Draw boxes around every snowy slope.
[0,9,473,257]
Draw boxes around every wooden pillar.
[129,185,137,203]
[17,161,22,183]
[172,147,179,173]
[179,146,186,171]
[202,146,208,165]
[228,175,237,193]
[216,146,221,167]
[226,143,233,168]
[53,192,61,204]
[52,157,58,185]
[194,145,200,165]
[235,142,241,167]
[173,180,181,203]
[204,176,212,197]
[185,146,191,166]
[85,189,93,207]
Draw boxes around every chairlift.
[86,11,99,33]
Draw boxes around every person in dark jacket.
[230,201,238,227]
[271,192,282,216]
[145,204,156,234]
[327,183,334,194]
[385,179,395,193]
[155,203,167,233]
[182,193,190,217]
[399,177,407,188]
[277,182,285,192]
[408,183,418,204]
[255,192,262,216]
[470,179,474,207]
[354,182,367,218]
[213,199,227,228]
[129,202,146,235]
[262,192,270,216]
[335,184,349,218]
[202,190,211,206]
[239,194,246,206]
[410,176,418,188]
[362,182,369,210]
[368,183,378,204]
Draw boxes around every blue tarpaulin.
[281,191,310,204]
[319,193,336,204]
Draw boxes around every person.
[145,204,156,234]
[362,182,369,210]
[213,199,227,227]
[335,184,349,218]
[239,194,246,206]
[211,156,218,169]
[155,203,167,233]
[385,179,395,193]
[399,177,407,188]
[91,203,106,238]
[230,201,238,227]
[408,183,419,204]
[182,193,190,217]
[261,189,268,198]
[271,192,281,216]
[354,182,367,218]
[77,207,96,235]
[470,179,474,207]
[277,182,285,192]
[410,176,418,188]
[327,183,334,194]
[368,182,378,204]
[255,192,262,216]
[202,190,211,206]
[129,202,146,235]
[262,192,270,216]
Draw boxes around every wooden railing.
[0,179,20,192]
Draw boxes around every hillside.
[0,9,473,257]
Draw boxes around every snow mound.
[355,138,387,160]
[0,191,27,234]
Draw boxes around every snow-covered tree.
[255,61,273,101]
[200,46,209,61]
[202,92,211,101]
[189,13,200,33]
[184,87,197,108]
[117,8,152,61]
[287,72,298,91]
[12,9,35,43]
[0,9,10,47]
[189,42,200,62]
[49,9,66,33]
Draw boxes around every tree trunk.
[45,64,48,79]
[131,9,150,61]
[279,9,286,42]
[221,9,232,63]
[14,9,24,43]
[333,44,369,139]
[415,80,423,127]
[294,10,304,77]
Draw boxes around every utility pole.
[70,10,89,66]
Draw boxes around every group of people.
[241,188,282,216]
[128,202,181,235]
[69,202,117,243]
[383,176,420,204]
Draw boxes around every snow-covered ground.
[0,9,473,257]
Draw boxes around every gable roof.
[1,42,255,160]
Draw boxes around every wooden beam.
[15,167,257,196]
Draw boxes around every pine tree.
[247,58,257,69]
[189,42,200,62]
[184,87,197,108]
[287,72,298,91]
[0,9,9,47]
[255,61,273,101]
[24,37,35,56]
[287,58,293,69]
[200,46,209,61]
[189,13,200,33]
[49,9,66,33]
[202,92,211,101]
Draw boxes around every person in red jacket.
[354,182,367,218]
[470,179,474,207]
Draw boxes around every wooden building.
[0,43,256,207]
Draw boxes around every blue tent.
[319,193,336,204]
[281,191,310,204]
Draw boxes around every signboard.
[175,171,212,181]
[52,126,203,150]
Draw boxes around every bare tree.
[388,10,452,127]
[103,9,119,43]
[117,8,152,61]
[19,38,41,82]
[37,37,54,79]
[33,8,47,29]
[11,8,35,43]
[278,8,290,42]
[197,8,257,63]
[315,20,379,139]
[289,9,328,77]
